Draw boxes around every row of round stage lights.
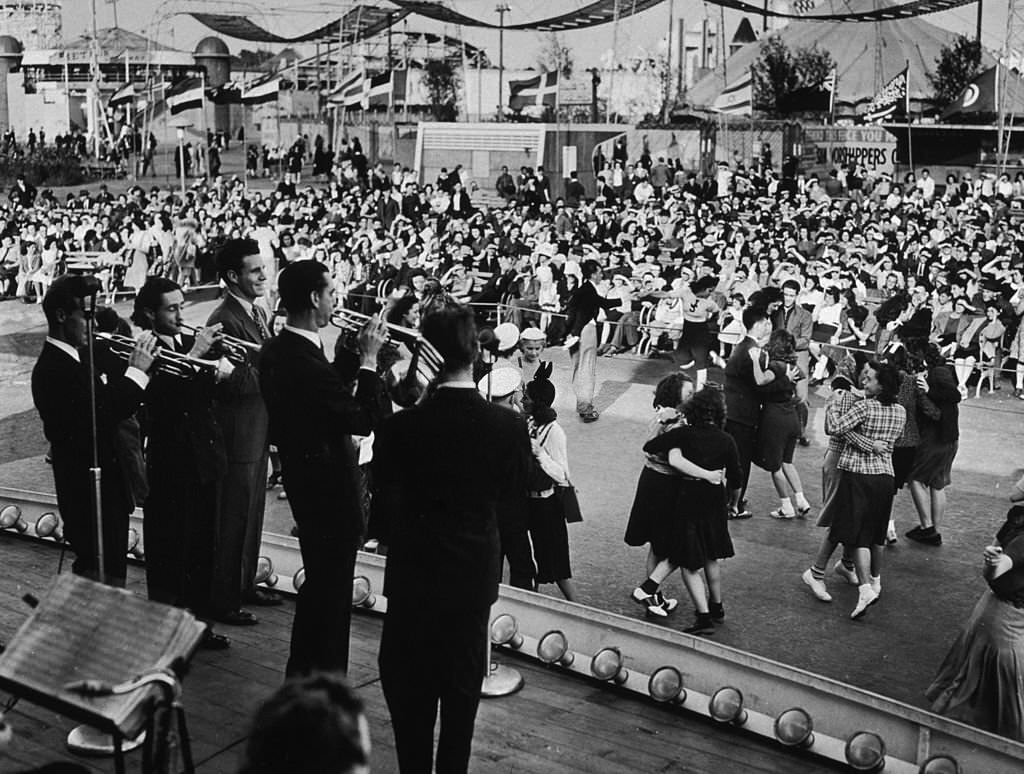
[489,612,963,774]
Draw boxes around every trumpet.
[96,333,218,379]
[180,323,261,362]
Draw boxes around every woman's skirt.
[677,320,712,369]
[926,591,1024,741]
[909,440,958,490]
[827,471,894,548]
[624,466,680,547]
[812,323,839,343]
[651,483,734,571]
[528,494,571,584]
[754,401,799,472]
[816,449,841,527]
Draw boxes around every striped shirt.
[826,395,906,477]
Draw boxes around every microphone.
[74,275,103,299]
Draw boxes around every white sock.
[794,491,810,510]
[779,497,795,515]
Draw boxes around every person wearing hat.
[515,326,547,382]
[563,259,623,422]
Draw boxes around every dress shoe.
[580,410,600,423]
[797,436,810,447]
[770,508,795,519]
[266,472,282,489]
[631,587,670,618]
[907,527,942,546]
[243,589,284,607]
[215,608,258,626]
[199,630,231,650]
[851,585,879,619]
[802,569,832,602]
[729,507,753,520]
[683,612,715,635]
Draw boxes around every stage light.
[293,567,306,591]
[34,512,62,541]
[536,630,574,666]
[647,666,686,704]
[708,687,748,726]
[919,754,961,774]
[774,707,814,748]
[590,647,628,685]
[351,576,376,609]
[0,505,28,533]
[126,528,144,559]
[254,557,279,588]
[845,731,886,772]
[490,614,523,649]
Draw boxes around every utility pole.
[107,0,119,29]
[496,3,509,121]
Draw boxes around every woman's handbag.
[556,483,583,523]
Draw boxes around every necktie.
[252,305,271,341]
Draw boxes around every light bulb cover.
[490,613,523,649]
[254,556,274,585]
[351,575,376,608]
[293,567,306,591]
[0,504,26,532]
[126,527,140,552]
[648,666,685,703]
[536,630,574,666]
[35,512,62,540]
[919,754,961,774]
[774,707,814,748]
[590,646,625,682]
[709,686,748,725]
[845,731,886,772]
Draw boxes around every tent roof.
[689,12,996,113]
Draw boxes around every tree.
[929,34,982,109]
[236,49,277,69]
[422,59,460,121]
[751,35,835,116]
[537,31,574,78]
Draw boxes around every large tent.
[687,11,996,117]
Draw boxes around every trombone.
[96,333,218,379]
[180,323,261,362]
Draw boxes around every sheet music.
[0,574,206,735]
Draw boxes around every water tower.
[194,36,231,136]
[0,1,61,50]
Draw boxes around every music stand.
[0,574,206,774]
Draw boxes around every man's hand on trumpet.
[357,314,388,371]
[128,331,159,373]
[188,323,224,359]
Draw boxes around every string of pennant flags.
[104,75,295,114]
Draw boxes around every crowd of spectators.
[2,137,1024,397]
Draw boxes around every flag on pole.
[791,0,817,13]
[941,66,1000,119]
[711,70,752,116]
[166,77,204,115]
[862,65,908,123]
[242,77,283,105]
[363,72,393,108]
[109,82,135,108]
[329,69,365,107]
[508,72,559,111]
[824,65,837,115]
[208,83,242,105]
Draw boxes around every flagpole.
[905,59,913,180]
[200,70,210,180]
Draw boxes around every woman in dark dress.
[633,387,741,635]
[927,506,1024,740]
[750,329,811,519]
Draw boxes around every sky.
[60,0,1014,73]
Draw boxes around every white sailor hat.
[478,367,521,400]
[520,327,546,342]
[494,322,521,350]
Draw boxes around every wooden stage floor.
[0,537,847,774]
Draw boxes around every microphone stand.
[83,289,105,583]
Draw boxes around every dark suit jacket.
[371,387,531,609]
[31,342,145,533]
[724,336,763,428]
[207,295,269,464]
[259,329,389,539]
[564,281,620,338]
[773,304,814,352]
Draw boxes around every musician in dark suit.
[32,275,157,585]
[372,304,531,774]
[206,238,278,625]
[724,306,773,518]
[259,261,388,677]
[133,277,232,649]
[564,259,621,422]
